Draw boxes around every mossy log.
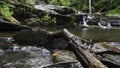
[62,29,107,68]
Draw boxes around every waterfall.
[107,23,112,28]
[82,16,89,27]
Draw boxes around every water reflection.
[37,27,120,42]
[70,28,120,42]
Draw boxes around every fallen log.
[13,28,120,67]
[62,29,107,68]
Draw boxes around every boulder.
[13,29,66,49]
[34,4,81,27]
[13,29,49,46]
[52,50,83,68]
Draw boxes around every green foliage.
[49,0,60,5]
[49,0,120,14]
[25,0,35,5]
[40,14,56,25]
[106,6,120,16]
[16,0,35,5]
[0,1,13,20]
[49,0,75,6]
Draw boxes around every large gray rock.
[108,17,120,26]
[35,4,75,15]
[34,4,82,27]
[91,42,120,68]
[13,29,68,49]
[0,46,53,68]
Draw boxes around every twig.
[41,61,78,68]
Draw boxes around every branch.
[41,61,78,68]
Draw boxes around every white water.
[82,16,89,27]
[107,23,112,28]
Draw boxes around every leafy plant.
[0,1,13,20]
[49,0,60,5]
[40,14,56,25]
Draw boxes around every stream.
[0,27,120,68]
[0,0,120,67]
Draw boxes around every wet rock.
[108,42,120,48]
[49,37,68,49]
[0,37,14,50]
[0,37,13,42]
[0,49,4,56]
[89,15,120,26]
[0,20,31,31]
[91,42,120,53]
[91,42,120,68]
[91,43,109,53]
[108,16,120,26]
[52,50,83,68]
[97,54,120,68]
[35,4,75,15]
[0,46,53,68]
